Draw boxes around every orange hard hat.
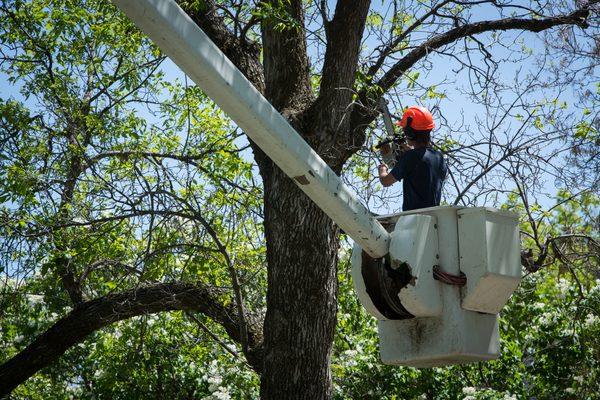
[395,106,435,131]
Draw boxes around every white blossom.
[208,375,223,392]
[584,314,598,327]
[538,311,556,325]
[557,278,571,296]
[213,389,231,400]
[26,294,43,304]
[343,349,358,358]
[14,334,24,344]
[462,387,477,395]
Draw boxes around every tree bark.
[308,0,370,144]
[260,166,340,400]
[261,0,312,112]
[259,0,360,400]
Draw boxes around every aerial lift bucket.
[352,206,521,367]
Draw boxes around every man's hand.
[378,163,397,187]
[378,163,388,177]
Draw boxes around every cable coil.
[432,265,467,287]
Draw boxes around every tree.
[0,0,263,396]
[0,0,598,399]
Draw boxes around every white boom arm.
[111,0,390,258]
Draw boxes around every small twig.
[186,312,242,360]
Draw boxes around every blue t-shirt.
[390,147,447,211]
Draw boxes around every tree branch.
[0,282,264,397]
[365,0,454,79]
[349,7,594,153]
[177,0,265,93]
[306,0,371,148]
[260,0,312,111]
[376,9,592,94]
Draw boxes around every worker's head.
[396,106,435,146]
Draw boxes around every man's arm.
[378,164,397,187]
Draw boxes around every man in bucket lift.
[377,106,447,211]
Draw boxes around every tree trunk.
[257,1,342,396]
[260,165,340,399]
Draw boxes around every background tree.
[0,0,265,395]
[0,0,598,399]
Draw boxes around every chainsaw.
[374,98,406,168]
